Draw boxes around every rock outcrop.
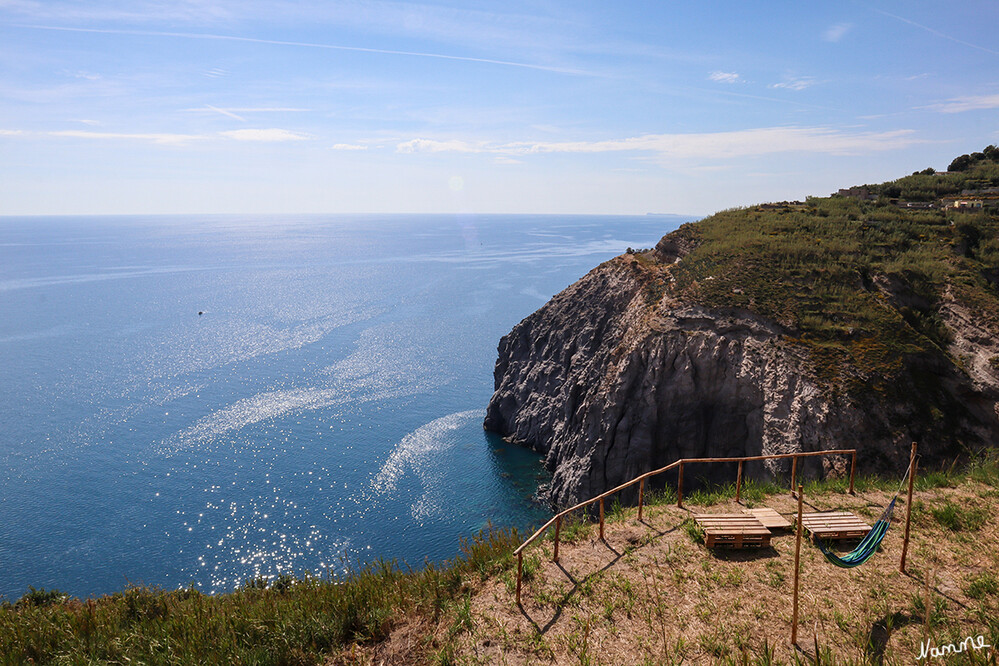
[485,224,999,508]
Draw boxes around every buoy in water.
[198,311,204,315]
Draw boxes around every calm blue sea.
[0,213,690,600]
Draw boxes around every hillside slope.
[485,150,999,508]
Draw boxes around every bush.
[15,587,67,608]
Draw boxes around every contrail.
[869,7,999,57]
[205,105,246,122]
[15,24,591,75]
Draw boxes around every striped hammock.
[816,497,897,568]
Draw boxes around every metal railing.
[513,448,857,604]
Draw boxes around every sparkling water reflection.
[0,214,692,599]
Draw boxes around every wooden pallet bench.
[693,514,771,548]
[742,507,793,530]
[800,512,871,540]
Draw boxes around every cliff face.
[485,209,999,508]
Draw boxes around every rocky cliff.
[485,161,999,508]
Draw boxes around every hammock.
[816,497,896,568]
[815,456,914,569]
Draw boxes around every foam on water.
[369,410,482,504]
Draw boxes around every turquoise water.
[0,214,690,600]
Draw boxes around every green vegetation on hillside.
[0,530,521,665]
[646,150,999,411]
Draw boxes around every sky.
[1,0,998,216]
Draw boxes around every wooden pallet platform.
[694,514,772,548]
[741,507,793,530]
[800,512,871,540]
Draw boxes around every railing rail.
[513,448,857,604]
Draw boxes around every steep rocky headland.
[485,149,999,508]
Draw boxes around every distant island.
[486,147,999,508]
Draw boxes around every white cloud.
[49,130,202,145]
[69,70,102,81]
[396,138,487,153]
[0,129,24,136]
[396,127,923,161]
[42,128,310,145]
[220,128,310,142]
[331,143,368,151]
[770,76,817,91]
[925,93,999,113]
[823,23,852,42]
[708,71,740,84]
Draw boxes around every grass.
[0,528,522,666]
[19,454,998,664]
[931,501,988,531]
[456,450,999,666]
[964,572,999,600]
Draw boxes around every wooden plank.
[704,532,771,548]
[695,514,771,548]
[742,507,792,530]
[800,511,870,540]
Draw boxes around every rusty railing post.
[849,451,857,495]
[554,516,561,563]
[790,456,798,498]
[599,498,605,540]
[677,462,684,508]
[900,442,918,573]
[791,484,803,645]
[638,478,645,521]
[736,460,744,504]
[516,552,523,605]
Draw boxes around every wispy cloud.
[870,7,999,56]
[68,70,102,81]
[823,23,852,42]
[0,0,232,24]
[397,138,487,153]
[49,129,202,145]
[220,128,310,142]
[225,107,309,113]
[396,127,923,160]
[44,128,311,144]
[0,129,25,136]
[708,71,740,84]
[16,24,591,76]
[205,105,245,121]
[331,143,368,151]
[770,76,817,91]
[185,106,309,115]
[696,87,839,111]
[924,93,999,113]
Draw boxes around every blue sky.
[1,1,997,216]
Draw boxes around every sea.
[0,213,692,600]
